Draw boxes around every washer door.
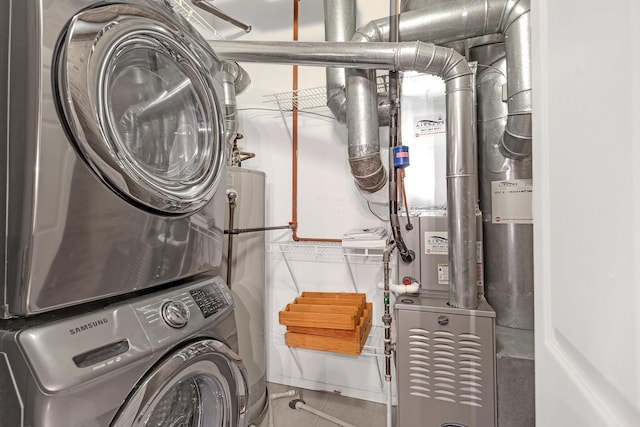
[111,339,248,427]
[56,2,225,214]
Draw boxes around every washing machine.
[0,274,248,426]
[0,0,229,318]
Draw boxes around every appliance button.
[161,301,190,328]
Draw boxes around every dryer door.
[55,2,225,215]
[111,339,248,427]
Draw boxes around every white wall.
[212,0,396,402]
[533,0,640,425]
[214,0,390,237]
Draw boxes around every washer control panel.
[189,283,230,318]
[161,301,190,328]
[134,276,233,337]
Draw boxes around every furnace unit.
[395,294,496,427]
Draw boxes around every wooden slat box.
[293,297,365,320]
[279,303,359,330]
[300,292,367,304]
[279,292,374,355]
[285,308,373,356]
[287,303,372,341]
[297,291,366,320]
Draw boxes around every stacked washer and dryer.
[0,1,251,426]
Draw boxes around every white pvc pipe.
[377,280,420,294]
[293,400,356,427]
[268,390,299,427]
[271,390,299,400]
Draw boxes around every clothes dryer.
[1,0,229,317]
[0,275,248,426]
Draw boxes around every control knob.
[161,301,190,328]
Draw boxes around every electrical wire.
[367,201,389,222]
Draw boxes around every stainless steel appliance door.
[56,2,225,215]
[111,339,248,427]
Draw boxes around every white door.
[56,2,225,215]
[533,1,640,425]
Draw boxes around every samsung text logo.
[69,318,109,335]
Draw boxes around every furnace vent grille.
[396,304,495,427]
[407,327,484,408]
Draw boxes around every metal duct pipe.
[500,2,532,159]
[221,61,251,164]
[471,44,534,329]
[338,0,531,159]
[211,41,400,68]
[322,0,386,192]
[210,39,479,309]
[323,0,390,126]
[347,67,386,192]
[323,0,356,122]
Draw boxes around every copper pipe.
[290,0,340,243]
[399,169,412,230]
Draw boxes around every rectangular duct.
[395,294,496,427]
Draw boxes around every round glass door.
[111,340,248,427]
[140,372,226,426]
[56,3,225,214]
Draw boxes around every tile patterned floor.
[255,382,392,427]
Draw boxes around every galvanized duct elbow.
[209,39,478,309]
[347,66,386,192]
[221,61,251,163]
[323,0,390,128]
[399,43,479,309]
[499,0,532,159]
[349,0,532,159]
[344,28,389,193]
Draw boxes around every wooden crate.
[279,303,359,330]
[285,310,373,356]
[293,297,364,319]
[300,292,366,304]
[287,303,372,340]
[279,292,374,355]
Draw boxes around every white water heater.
[219,167,268,425]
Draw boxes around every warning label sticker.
[437,264,449,284]
[491,179,533,224]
